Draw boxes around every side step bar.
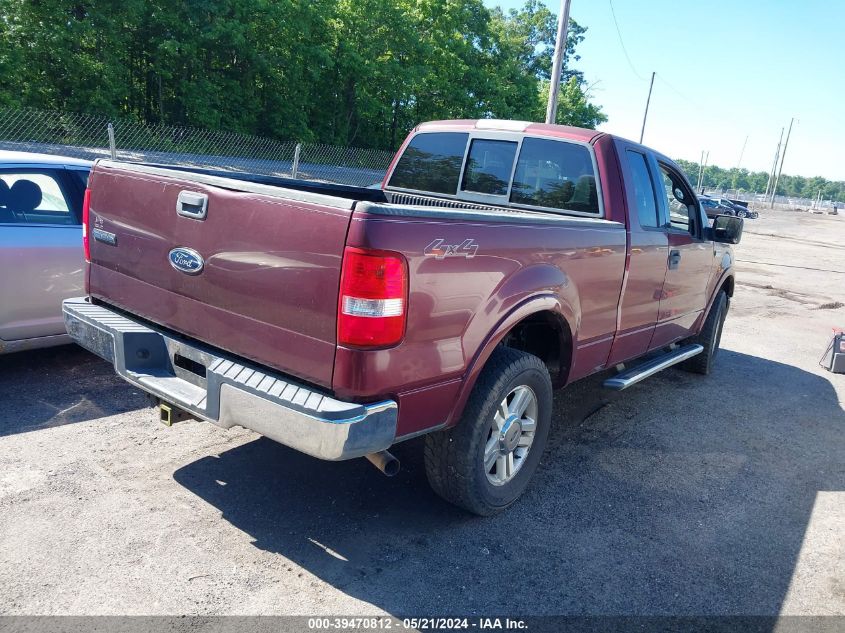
[603,344,704,391]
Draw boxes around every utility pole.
[770,117,796,208]
[764,127,783,199]
[639,71,655,143]
[696,150,705,190]
[700,151,710,194]
[736,135,748,169]
[545,0,572,124]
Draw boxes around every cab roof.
[415,119,604,144]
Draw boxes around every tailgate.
[86,161,353,388]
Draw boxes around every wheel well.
[501,311,572,386]
[721,276,735,297]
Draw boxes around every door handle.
[176,191,208,220]
[668,249,682,270]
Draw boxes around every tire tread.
[681,290,727,375]
[424,346,550,516]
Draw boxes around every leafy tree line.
[0,0,606,150]
[675,159,845,203]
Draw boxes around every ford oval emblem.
[169,247,204,275]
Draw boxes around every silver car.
[0,151,91,353]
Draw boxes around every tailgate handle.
[176,191,208,220]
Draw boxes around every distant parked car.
[712,197,758,219]
[699,196,737,219]
[0,151,91,353]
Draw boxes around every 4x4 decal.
[424,238,479,259]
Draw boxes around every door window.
[659,164,698,235]
[0,171,75,225]
[626,150,660,228]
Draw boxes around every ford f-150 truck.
[63,119,743,515]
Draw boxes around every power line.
[607,0,647,81]
[654,73,697,107]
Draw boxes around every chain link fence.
[0,108,394,187]
[702,187,838,212]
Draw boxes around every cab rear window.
[510,138,599,213]
[388,132,468,194]
[461,139,518,196]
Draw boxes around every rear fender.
[445,293,576,428]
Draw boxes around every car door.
[606,143,669,365]
[647,158,715,349]
[0,167,85,342]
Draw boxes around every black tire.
[680,290,728,375]
[737,209,748,218]
[424,346,552,516]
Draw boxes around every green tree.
[537,76,607,128]
[0,0,608,148]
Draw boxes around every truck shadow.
[172,349,844,616]
[0,345,147,437]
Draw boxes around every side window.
[388,132,469,195]
[510,138,599,214]
[0,171,75,225]
[659,164,696,234]
[626,150,659,228]
[461,139,518,196]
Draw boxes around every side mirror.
[712,214,743,244]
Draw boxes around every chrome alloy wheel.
[484,385,538,486]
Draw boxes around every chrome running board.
[603,344,704,391]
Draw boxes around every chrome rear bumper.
[62,298,397,460]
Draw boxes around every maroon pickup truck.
[63,119,743,515]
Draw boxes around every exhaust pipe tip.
[365,450,400,477]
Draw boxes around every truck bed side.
[335,203,627,437]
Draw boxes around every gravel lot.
[0,208,843,617]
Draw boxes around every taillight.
[82,187,91,262]
[338,247,408,348]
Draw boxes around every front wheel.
[424,347,552,516]
[681,290,728,375]
[737,209,748,218]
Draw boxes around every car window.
[659,164,695,234]
[70,168,90,190]
[461,139,517,196]
[0,171,75,225]
[510,138,600,213]
[388,132,469,195]
[626,150,660,228]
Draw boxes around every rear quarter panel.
[334,205,627,437]
[0,224,84,342]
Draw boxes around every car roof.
[413,120,690,173]
[0,150,92,167]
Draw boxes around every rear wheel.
[424,347,552,516]
[681,290,728,375]
[737,208,748,218]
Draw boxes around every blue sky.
[484,0,845,181]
